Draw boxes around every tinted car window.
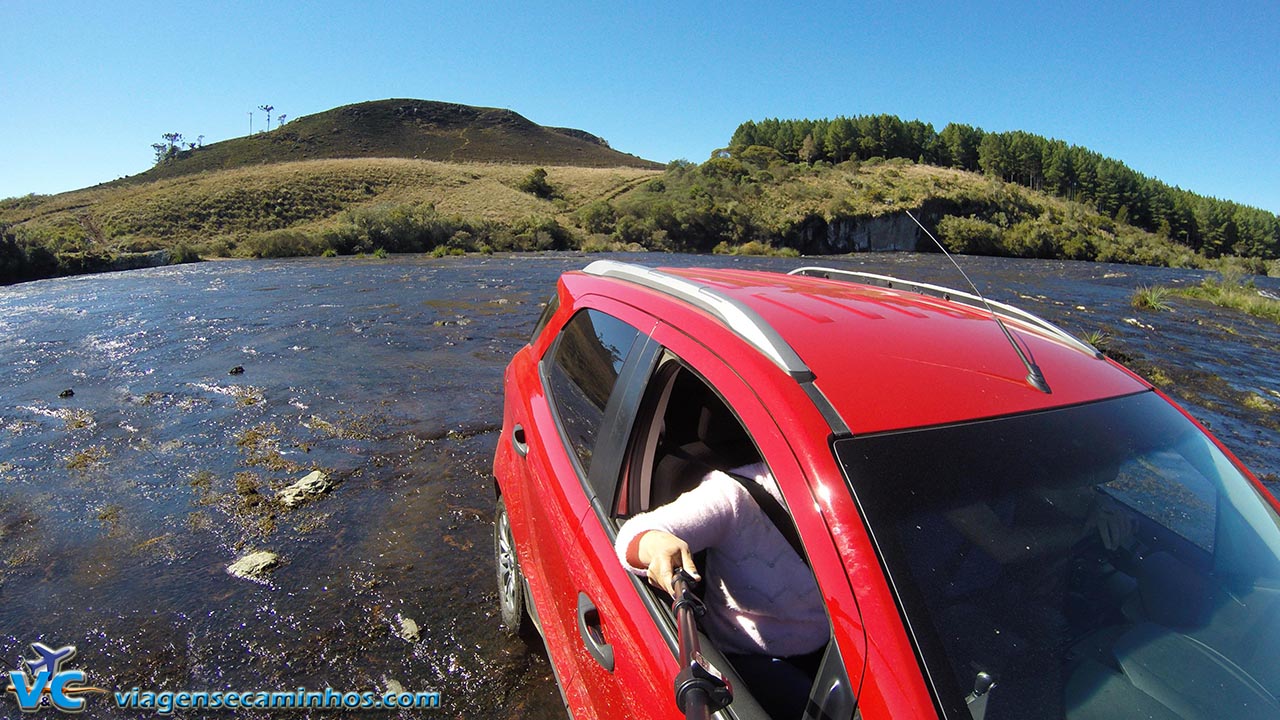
[530,292,561,344]
[835,391,1280,720]
[546,309,640,475]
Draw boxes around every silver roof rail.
[789,266,1102,358]
[582,260,851,434]
[583,260,815,381]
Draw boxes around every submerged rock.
[396,615,421,643]
[277,470,337,508]
[227,550,280,581]
[59,389,74,398]
[228,365,245,375]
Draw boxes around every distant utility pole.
[248,111,253,136]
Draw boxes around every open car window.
[608,355,854,720]
[615,357,763,518]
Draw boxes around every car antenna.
[904,209,1051,394]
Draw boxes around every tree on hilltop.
[152,132,184,165]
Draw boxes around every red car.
[492,260,1280,720]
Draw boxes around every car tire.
[494,497,532,636]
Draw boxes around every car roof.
[581,261,1149,435]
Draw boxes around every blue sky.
[2,1,1277,213]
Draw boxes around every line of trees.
[729,115,1279,259]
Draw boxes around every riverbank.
[4,157,1276,287]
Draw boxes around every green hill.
[130,99,660,184]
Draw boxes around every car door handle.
[511,424,529,457]
[576,592,614,672]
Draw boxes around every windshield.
[835,392,1280,720]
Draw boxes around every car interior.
[610,356,840,720]
[620,360,763,518]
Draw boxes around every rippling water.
[0,253,1275,718]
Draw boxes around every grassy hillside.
[4,144,1275,284]
[129,99,659,185]
[731,115,1280,260]
[0,159,659,267]
[603,154,1273,273]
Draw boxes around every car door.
[515,298,673,718]
[574,319,866,720]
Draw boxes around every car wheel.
[494,497,531,636]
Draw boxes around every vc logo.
[5,643,106,714]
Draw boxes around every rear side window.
[546,309,640,475]
[530,292,561,344]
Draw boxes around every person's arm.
[614,471,740,594]
[628,530,698,595]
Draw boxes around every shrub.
[580,234,623,253]
[510,217,572,251]
[937,216,1004,255]
[516,168,561,200]
[612,215,653,246]
[1131,285,1173,312]
[1004,219,1073,259]
[323,203,463,255]
[170,243,202,264]
[736,145,787,168]
[240,229,326,258]
[115,235,165,253]
[712,240,800,257]
[700,157,750,183]
[576,200,617,234]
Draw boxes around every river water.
[0,253,1276,718]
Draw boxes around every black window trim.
[586,332,660,520]
[529,290,561,344]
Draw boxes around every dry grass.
[4,158,660,252]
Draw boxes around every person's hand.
[1087,496,1136,551]
[635,530,699,595]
